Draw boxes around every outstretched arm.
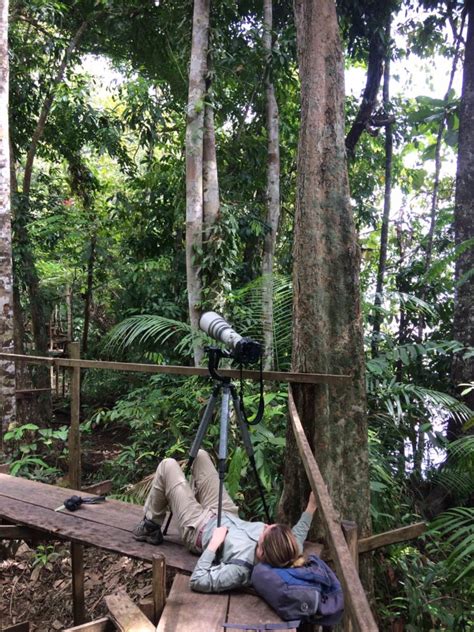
[292,492,317,550]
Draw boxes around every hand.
[306,492,317,514]
[207,526,228,552]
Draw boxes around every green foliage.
[3,423,68,480]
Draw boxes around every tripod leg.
[217,384,231,527]
[162,386,220,535]
[231,386,272,523]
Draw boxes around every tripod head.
[205,345,233,382]
[204,345,264,426]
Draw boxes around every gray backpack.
[250,555,344,628]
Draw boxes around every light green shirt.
[189,511,313,593]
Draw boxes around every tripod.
[163,347,270,534]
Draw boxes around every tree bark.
[186,0,210,366]
[0,0,16,431]
[371,20,392,358]
[281,0,372,586]
[451,0,474,420]
[82,234,96,354]
[203,98,219,235]
[262,0,281,371]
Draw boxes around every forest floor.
[0,542,177,630]
[0,425,175,631]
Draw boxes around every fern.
[430,507,474,583]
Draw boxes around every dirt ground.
[0,539,177,631]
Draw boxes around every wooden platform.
[157,574,298,632]
[0,473,195,572]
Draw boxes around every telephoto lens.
[199,311,262,364]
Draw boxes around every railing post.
[152,553,167,624]
[68,342,81,490]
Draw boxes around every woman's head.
[256,523,304,568]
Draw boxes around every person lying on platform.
[133,449,317,593]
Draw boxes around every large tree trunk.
[262,0,281,371]
[186,0,210,365]
[371,20,392,358]
[280,0,372,583]
[0,0,15,432]
[451,0,474,420]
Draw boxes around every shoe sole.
[133,533,163,545]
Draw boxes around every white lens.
[199,312,242,349]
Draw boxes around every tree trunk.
[262,0,281,371]
[14,20,87,360]
[451,0,474,421]
[186,0,210,366]
[371,20,392,358]
[203,99,219,235]
[280,0,372,585]
[345,29,385,157]
[82,234,96,354]
[0,0,15,432]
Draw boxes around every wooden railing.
[0,348,351,490]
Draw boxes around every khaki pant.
[144,449,238,552]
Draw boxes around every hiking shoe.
[133,518,164,545]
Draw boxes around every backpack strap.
[223,622,300,630]
[226,558,254,572]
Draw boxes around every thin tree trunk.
[186,0,210,366]
[14,20,87,360]
[426,13,466,273]
[22,21,88,197]
[262,0,281,371]
[82,234,96,354]
[345,29,385,157]
[281,0,372,590]
[371,20,392,358]
[0,0,16,431]
[451,0,474,425]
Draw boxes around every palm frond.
[430,507,474,582]
[104,314,195,357]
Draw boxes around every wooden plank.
[156,574,228,632]
[105,592,155,632]
[0,352,350,384]
[64,617,114,632]
[358,522,427,554]
[0,493,196,572]
[0,474,181,548]
[81,480,113,495]
[342,521,359,632]
[0,474,183,547]
[0,525,54,540]
[68,342,81,490]
[226,592,298,632]
[71,541,86,625]
[152,553,167,624]
[288,388,378,632]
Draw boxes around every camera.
[199,312,262,365]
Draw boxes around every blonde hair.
[260,524,305,568]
